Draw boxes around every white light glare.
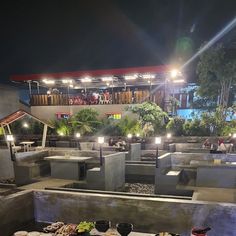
[127,133,132,139]
[142,74,155,79]
[101,76,113,82]
[98,136,105,144]
[124,74,138,80]
[6,135,14,142]
[166,133,172,139]
[75,133,81,138]
[81,77,92,83]
[173,79,185,83]
[23,122,29,128]
[233,133,236,138]
[62,79,73,84]
[42,79,55,84]
[170,69,179,78]
[136,133,140,137]
[155,137,161,144]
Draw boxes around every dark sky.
[0,0,236,83]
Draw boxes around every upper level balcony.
[30,89,164,106]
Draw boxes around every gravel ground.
[125,183,154,194]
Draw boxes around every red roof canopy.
[11,65,171,82]
[0,109,54,128]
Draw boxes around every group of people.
[202,137,236,153]
[108,137,127,151]
[69,91,112,105]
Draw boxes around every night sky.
[0,0,235,84]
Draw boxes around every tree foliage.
[70,108,101,135]
[129,101,168,134]
[197,43,236,120]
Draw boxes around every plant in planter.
[76,221,95,235]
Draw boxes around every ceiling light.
[124,74,138,80]
[42,79,55,84]
[142,74,155,79]
[62,79,73,84]
[81,77,92,83]
[101,76,113,82]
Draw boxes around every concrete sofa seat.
[86,152,126,191]
[14,150,50,186]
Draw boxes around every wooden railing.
[30,90,156,106]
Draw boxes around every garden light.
[166,133,172,139]
[127,133,132,139]
[75,133,81,150]
[155,137,162,144]
[136,133,140,137]
[98,136,105,144]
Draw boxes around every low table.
[45,156,93,180]
[20,141,34,152]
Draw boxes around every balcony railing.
[30,90,160,106]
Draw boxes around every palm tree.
[70,108,101,135]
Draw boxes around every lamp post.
[127,133,132,150]
[75,132,81,150]
[6,135,15,162]
[155,137,161,168]
[98,136,104,166]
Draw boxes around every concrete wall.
[155,153,192,196]
[0,190,34,236]
[127,143,141,161]
[0,149,14,179]
[34,190,236,236]
[196,166,236,188]
[171,153,236,166]
[125,163,155,183]
[31,104,136,120]
[0,85,20,119]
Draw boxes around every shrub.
[166,117,185,136]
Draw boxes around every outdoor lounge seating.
[13,150,50,185]
[86,152,126,191]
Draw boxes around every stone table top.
[45,155,93,162]
[90,228,156,235]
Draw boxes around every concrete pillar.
[42,124,48,148]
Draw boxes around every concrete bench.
[87,152,126,191]
[14,150,50,186]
